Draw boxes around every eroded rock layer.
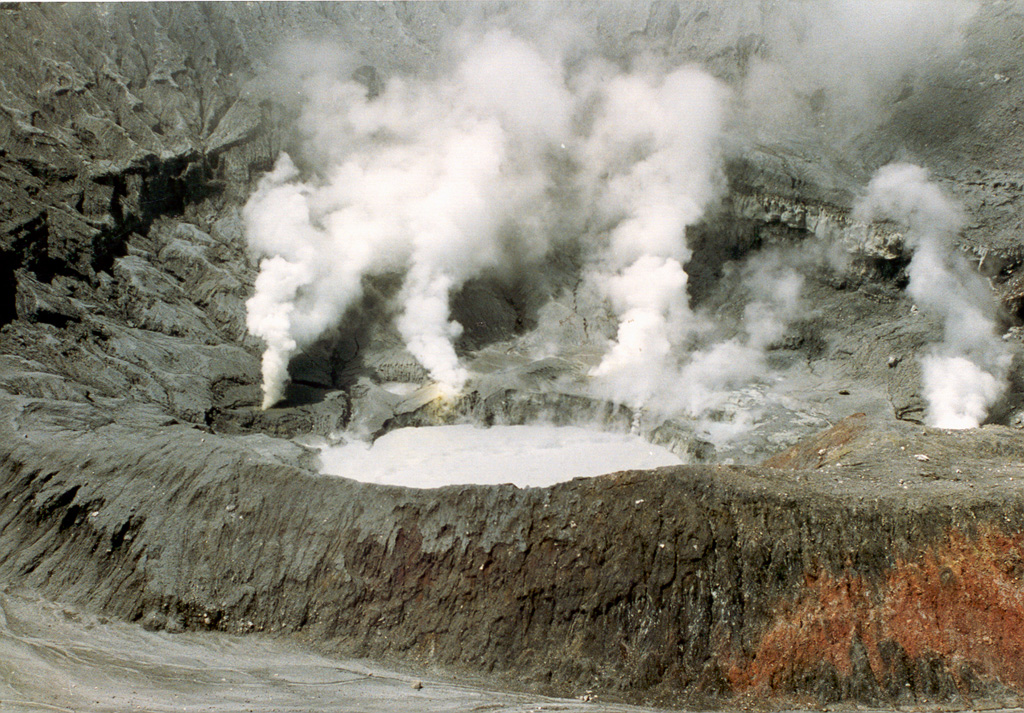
[4,408,1024,707]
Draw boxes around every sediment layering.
[3,1,1024,708]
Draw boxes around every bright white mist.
[318,424,681,488]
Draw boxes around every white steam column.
[854,163,1011,429]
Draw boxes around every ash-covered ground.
[0,589,667,713]
[4,1,1024,709]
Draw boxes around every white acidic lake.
[318,424,682,488]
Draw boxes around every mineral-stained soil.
[4,1,1024,709]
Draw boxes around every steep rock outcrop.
[3,405,1024,707]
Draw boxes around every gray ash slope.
[4,1,1024,708]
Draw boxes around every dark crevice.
[39,485,79,523]
[110,517,139,552]
[58,503,83,533]
[88,152,223,276]
[0,258,16,328]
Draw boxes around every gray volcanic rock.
[2,2,1024,709]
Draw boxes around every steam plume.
[243,26,737,409]
[584,66,729,408]
[737,0,978,147]
[242,2,981,425]
[853,163,1010,428]
[244,30,575,405]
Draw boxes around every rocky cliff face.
[4,1,1024,708]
